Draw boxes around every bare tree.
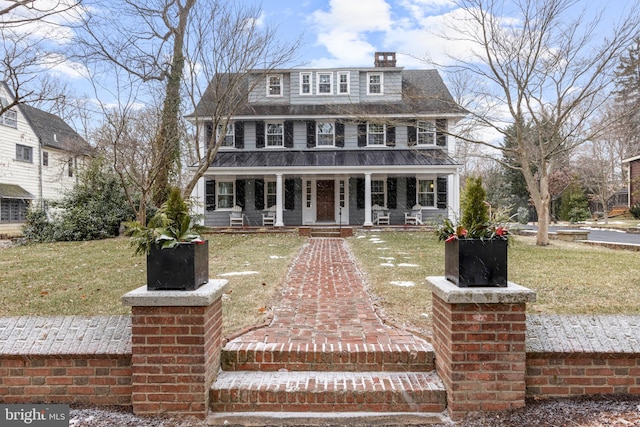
[443,0,640,245]
[0,0,81,115]
[181,1,300,198]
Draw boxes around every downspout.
[38,136,43,210]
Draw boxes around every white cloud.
[40,54,89,80]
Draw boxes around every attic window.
[0,109,17,128]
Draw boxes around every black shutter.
[254,179,265,211]
[235,179,245,208]
[306,121,316,148]
[284,120,294,148]
[406,177,417,208]
[357,123,367,147]
[335,122,345,147]
[234,121,244,148]
[356,178,365,209]
[205,179,216,211]
[386,125,396,147]
[436,119,447,147]
[205,123,214,149]
[256,121,265,148]
[437,177,448,209]
[407,122,417,146]
[387,178,397,209]
[285,178,295,210]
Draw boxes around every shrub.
[460,177,489,235]
[559,183,589,222]
[21,207,55,243]
[630,202,640,219]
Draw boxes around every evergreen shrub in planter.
[437,177,509,287]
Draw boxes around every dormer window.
[300,72,312,95]
[1,109,17,128]
[317,72,332,94]
[367,72,383,95]
[338,71,350,94]
[267,74,282,97]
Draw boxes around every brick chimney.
[374,52,396,67]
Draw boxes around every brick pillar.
[427,276,536,421]
[122,279,229,418]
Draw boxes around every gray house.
[189,52,465,227]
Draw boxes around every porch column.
[192,177,206,226]
[364,173,373,226]
[275,173,284,227]
[448,173,461,220]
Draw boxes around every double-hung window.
[371,180,386,207]
[367,72,383,94]
[16,144,33,162]
[1,109,17,128]
[217,181,235,209]
[317,72,332,94]
[265,181,277,208]
[266,122,284,147]
[217,123,235,147]
[418,179,436,207]
[367,123,385,146]
[337,71,350,94]
[317,122,335,146]
[300,72,312,95]
[417,121,436,145]
[267,74,282,96]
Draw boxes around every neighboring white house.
[187,52,465,227]
[0,82,90,237]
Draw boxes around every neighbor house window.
[0,199,29,223]
[265,181,277,208]
[266,122,284,146]
[317,122,335,146]
[1,109,17,128]
[42,151,48,166]
[16,144,32,162]
[418,179,436,207]
[367,72,383,94]
[68,158,74,177]
[300,72,312,95]
[267,74,282,96]
[217,181,235,209]
[417,121,436,145]
[371,180,386,206]
[217,123,235,147]
[317,72,332,94]
[337,71,350,94]
[367,123,385,145]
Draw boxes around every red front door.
[316,180,335,221]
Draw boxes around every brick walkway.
[224,237,431,357]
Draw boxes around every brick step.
[207,411,450,426]
[210,370,447,413]
[221,341,435,372]
[310,227,342,237]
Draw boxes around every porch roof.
[0,183,35,199]
[206,149,460,174]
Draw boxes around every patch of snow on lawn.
[380,263,395,267]
[218,271,259,276]
[390,281,415,287]
[397,263,419,267]
[379,256,395,261]
[269,255,286,259]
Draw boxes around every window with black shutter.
[234,122,244,148]
[356,178,365,209]
[256,121,265,148]
[254,179,265,210]
[205,180,216,211]
[387,178,397,208]
[285,178,296,210]
[306,121,316,148]
[407,122,417,146]
[436,119,447,147]
[437,177,448,209]
[386,125,395,147]
[284,120,294,148]
[357,124,367,147]
[335,122,345,147]
[236,179,245,208]
[406,177,417,208]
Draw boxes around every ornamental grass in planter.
[126,188,209,291]
[437,177,509,287]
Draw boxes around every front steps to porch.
[207,342,449,425]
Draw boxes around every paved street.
[524,224,640,245]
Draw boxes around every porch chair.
[229,206,245,227]
[404,204,423,225]
[262,206,276,226]
[372,204,390,225]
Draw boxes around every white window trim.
[417,177,438,208]
[299,72,312,95]
[337,71,350,95]
[316,122,335,147]
[265,180,277,208]
[16,144,33,163]
[266,74,283,97]
[217,123,235,148]
[1,109,17,128]
[216,180,236,210]
[265,121,284,147]
[417,120,436,146]
[316,71,333,95]
[367,123,386,146]
[367,72,384,95]
[371,179,387,207]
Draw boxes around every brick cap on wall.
[427,276,536,304]
[122,279,229,307]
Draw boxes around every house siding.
[631,159,640,206]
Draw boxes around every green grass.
[347,231,640,335]
[0,234,307,337]
[2,231,638,338]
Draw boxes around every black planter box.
[147,241,209,291]
[445,238,507,287]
